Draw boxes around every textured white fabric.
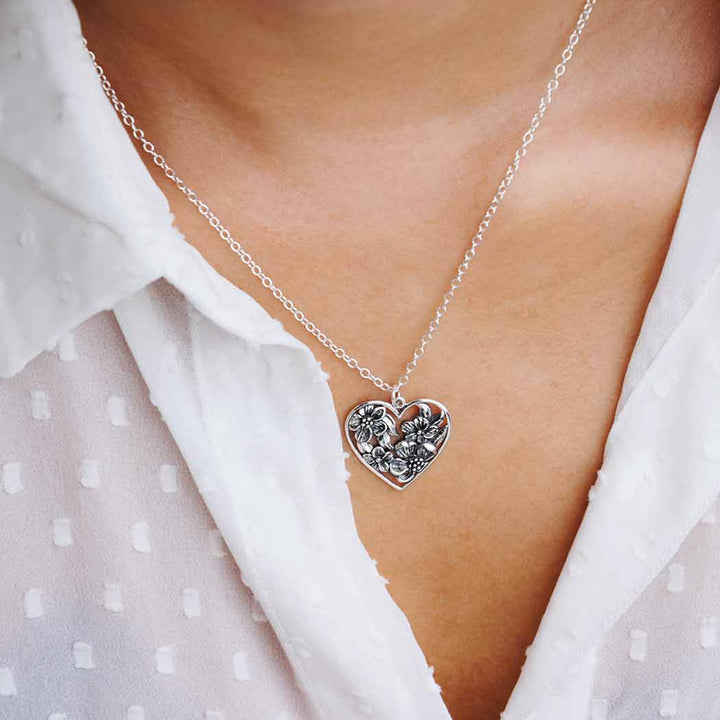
[2,2,720,719]
[1,308,315,720]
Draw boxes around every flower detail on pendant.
[389,440,437,484]
[399,402,444,445]
[361,446,394,473]
[348,403,395,445]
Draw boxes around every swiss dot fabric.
[0,310,313,720]
[592,497,720,719]
[3,1,720,719]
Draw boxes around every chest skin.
[77,2,720,716]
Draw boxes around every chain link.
[85,0,596,404]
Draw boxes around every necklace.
[85,0,597,490]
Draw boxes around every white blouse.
[2,2,720,720]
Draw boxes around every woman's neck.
[74,0,584,138]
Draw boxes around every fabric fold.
[616,89,720,413]
[115,280,454,720]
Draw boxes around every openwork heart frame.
[344,399,451,491]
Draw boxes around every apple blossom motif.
[347,403,395,445]
[399,402,445,445]
[361,446,394,473]
[388,440,437,484]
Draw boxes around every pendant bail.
[391,385,406,410]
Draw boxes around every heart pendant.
[344,399,451,491]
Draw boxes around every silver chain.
[85,0,596,408]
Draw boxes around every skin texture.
[74,1,720,718]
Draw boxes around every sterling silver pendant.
[344,399,451,491]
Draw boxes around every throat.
[73,0,584,141]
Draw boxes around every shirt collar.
[0,0,302,379]
[0,0,169,377]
